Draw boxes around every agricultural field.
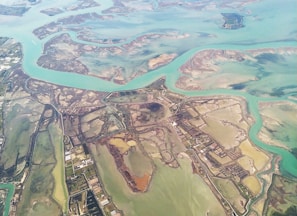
[213,177,247,214]
[242,176,261,196]
[197,98,249,150]
[239,140,270,171]
[202,116,241,149]
[109,136,136,154]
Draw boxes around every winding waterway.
[0,0,297,214]
[2,0,297,175]
[19,34,297,177]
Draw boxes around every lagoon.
[1,0,296,177]
[0,0,296,214]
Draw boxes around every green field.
[265,175,297,216]
[213,177,247,214]
[49,123,68,213]
[17,122,67,215]
[33,132,55,165]
[2,115,32,169]
[1,102,43,170]
[17,163,61,216]
[91,144,225,216]
[201,116,240,149]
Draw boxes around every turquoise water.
[0,184,15,216]
[0,0,296,180]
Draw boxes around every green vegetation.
[33,132,55,165]
[17,164,61,216]
[84,165,97,179]
[108,93,147,103]
[272,206,297,216]
[66,174,88,195]
[49,123,68,213]
[17,122,66,215]
[213,177,247,214]
[0,102,42,172]
[265,174,297,216]
[65,166,74,178]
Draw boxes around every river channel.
[20,33,297,177]
[0,184,14,216]
[0,0,296,214]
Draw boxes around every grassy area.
[65,166,74,177]
[141,138,160,156]
[109,138,136,154]
[83,118,104,137]
[237,155,255,174]
[239,139,270,171]
[91,144,225,216]
[17,164,61,216]
[1,102,43,170]
[213,177,247,214]
[17,121,67,215]
[209,151,232,165]
[201,116,240,149]
[2,116,31,169]
[207,104,249,131]
[33,132,55,165]
[253,198,266,216]
[265,174,297,216]
[49,123,68,213]
[242,176,261,196]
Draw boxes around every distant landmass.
[221,13,244,30]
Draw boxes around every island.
[221,13,244,30]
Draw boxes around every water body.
[0,0,296,200]
[0,184,15,216]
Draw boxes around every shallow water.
[0,184,14,216]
